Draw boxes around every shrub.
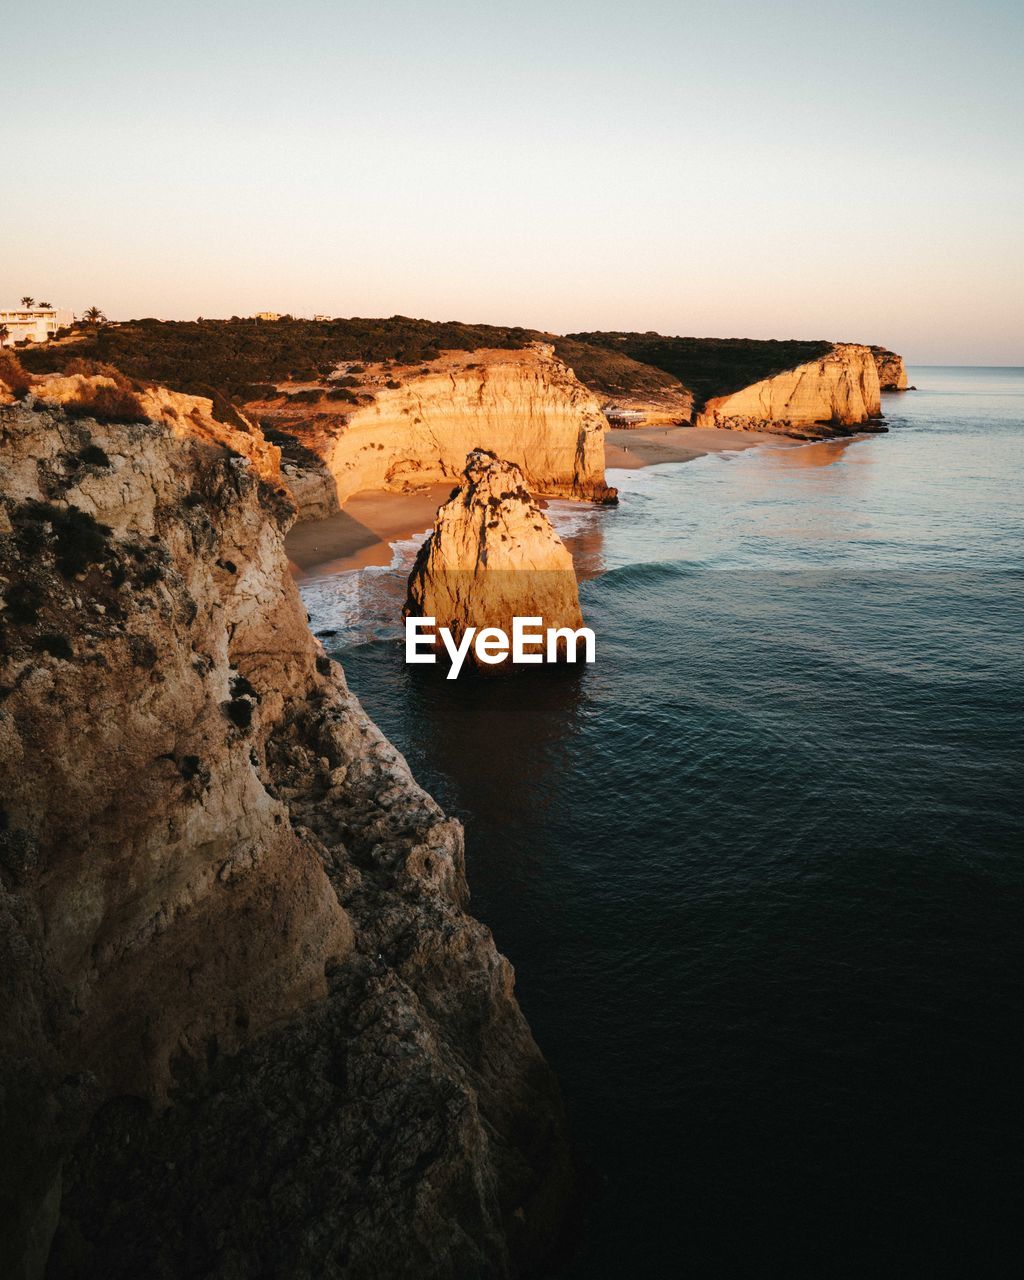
[234,383,279,401]
[223,697,253,729]
[19,500,112,576]
[34,633,73,659]
[0,351,31,398]
[63,358,134,389]
[77,444,111,467]
[230,673,258,700]
[286,389,321,404]
[64,384,146,425]
[385,379,401,390]
[326,387,357,403]
[3,581,44,624]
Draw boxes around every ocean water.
[304,369,1024,1277]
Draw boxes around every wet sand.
[287,484,452,576]
[606,424,795,469]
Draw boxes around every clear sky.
[4,0,1022,363]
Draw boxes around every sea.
[300,368,1024,1277]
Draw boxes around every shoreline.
[287,427,800,577]
[287,483,454,577]
[605,423,798,469]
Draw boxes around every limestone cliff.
[0,384,569,1277]
[30,369,284,481]
[694,343,885,438]
[871,346,910,391]
[253,343,617,515]
[405,451,584,668]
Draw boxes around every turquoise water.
[307,369,1024,1276]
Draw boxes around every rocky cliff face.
[694,343,885,438]
[871,347,910,391]
[0,381,569,1277]
[254,344,617,515]
[405,452,584,667]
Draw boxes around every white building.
[0,306,74,347]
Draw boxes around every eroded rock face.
[404,451,585,668]
[694,343,885,438]
[253,344,617,514]
[28,371,284,482]
[0,400,569,1278]
[871,347,910,391]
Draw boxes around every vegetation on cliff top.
[568,333,835,406]
[20,317,693,407]
[20,317,535,399]
[21,316,847,412]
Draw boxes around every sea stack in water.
[405,450,585,668]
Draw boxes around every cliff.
[694,343,885,438]
[252,344,617,516]
[0,379,569,1277]
[871,346,910,391]
[547,336,694,425]
[405,451,584,667]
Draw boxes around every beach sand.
[605,424,795,469]
[286,484,453,576]
[287,428,798,576]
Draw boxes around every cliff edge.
[0,374,569,1278]
[252,343,617,516]
[694,343,885,438]
[871,346,910,391]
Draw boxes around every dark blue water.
[307,369,1024,1277]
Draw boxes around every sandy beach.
[287,428,798,575]
[605,424,795,469]
[286,483,453,575]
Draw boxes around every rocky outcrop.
[30,370,284,481]
[694,343,885,438]
[253,344,617,515]
[404,452,584,669]
[871,346,910,391]
[0,397,569,1277]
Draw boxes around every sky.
[4,0,1022,363]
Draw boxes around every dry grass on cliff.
[63,383,147,425]
[0,350,32,398]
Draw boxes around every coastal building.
[254,311,282,322]
[314,314,332,322]
[0,306,73,346]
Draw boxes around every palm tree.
[83,306,106,324]
[38,300,52,309]
[20,295,35,309]
[0,324,9,345]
